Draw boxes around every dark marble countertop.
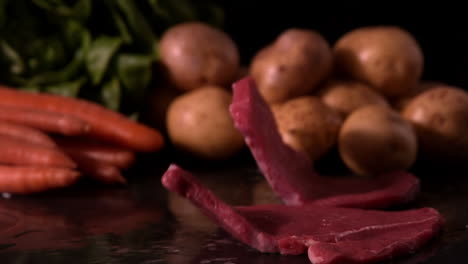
[0,150,467,264]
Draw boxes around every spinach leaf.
[0,40,25,75]
[86,36,122,85]
[31,0,91,21]
[106,2,133,44]
[114,0,158,57]
[101,77,121,111]
[148,0,197,24]
[19,28,90,86]
[45,77,86,97]
[27,36,67,74]
[117,53,152,103]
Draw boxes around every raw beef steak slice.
[161,165,443,264]
[229,77,420,208]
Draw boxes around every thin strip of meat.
[229,77,420,208]
[161,165,443,264]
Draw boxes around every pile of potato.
[152,22,468,177]
[152,22,245,160]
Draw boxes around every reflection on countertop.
[0,152,466,264]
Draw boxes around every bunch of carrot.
[0,85,164,194]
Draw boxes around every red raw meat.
[229,77,420,208]
[161,165,442,264]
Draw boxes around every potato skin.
[272,96,342,162]
[339,105,417,177]
[166,86,244,159]
[402,86,468,161]
[250,29,332,104]
[159,22,240,91]
[392,81,442,111]
[318,80,389,117]
[334,26,424,98]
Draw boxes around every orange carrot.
[0,120,57,148]
[55,138,136,169]
[0,136,76,168]
[0,166,80,194]
[0,86,164,152]
[0,105,90,136]
[67,152,127,184]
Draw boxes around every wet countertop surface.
[0,150,467,264]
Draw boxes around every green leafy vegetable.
[101,78,121,111]
[114,0,158,57]
[107,3,133,44]
[45,77,86,97]
[0,0,224,115]
[0,40,24,75]
[31,0,91,21]
[117,54,152,101]
[86,36,123,85]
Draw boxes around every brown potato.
[334,26,424,98]
[272,96,342,162]
[392,81,442,110]
[250,29,332,104]
[318,80,389,117]
[166,85,244,160]
[402,86,468,162]
[339,105,417,177]
[159,22,240,91]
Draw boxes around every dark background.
[216,2,468,89]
